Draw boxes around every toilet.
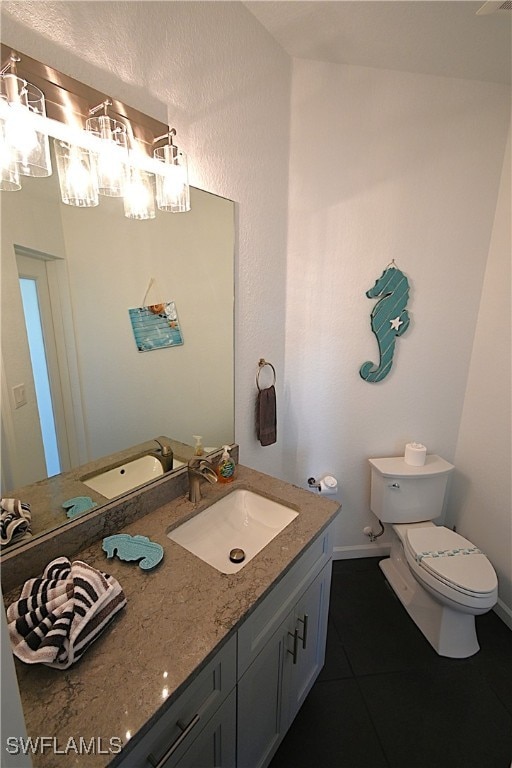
[369,455,498,658]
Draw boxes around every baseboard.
[333,543,391,560]
[493,597,512,630]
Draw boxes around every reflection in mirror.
[1,138,235,551]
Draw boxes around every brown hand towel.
[257,385,277,446]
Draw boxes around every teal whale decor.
[102,534,164,570]
[360,263,410,383]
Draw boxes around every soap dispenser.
[193,435,204,456]
[217,445,235,483]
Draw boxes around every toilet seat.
[404,526,497,606]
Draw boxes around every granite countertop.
[3,436,193,540]
[7,465,340,768]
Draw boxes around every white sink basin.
[82,455,185,499]
[167,488,298,573]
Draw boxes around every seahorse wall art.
[360,263,410,383]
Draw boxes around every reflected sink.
[82,455,186,499]
[167,489,298,573]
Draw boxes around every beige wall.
[450,127,511,627]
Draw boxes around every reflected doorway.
[13,248,77,484]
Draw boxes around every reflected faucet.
[188,457,217,503]
[152,438,174,472]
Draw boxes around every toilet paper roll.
[404,442,427,466]
[319,475,338,495]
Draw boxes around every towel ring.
[256,359,276,391]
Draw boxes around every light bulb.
[66,150,92,199]
[123,168,155,220]
[4,103,38,157]
[54,138,98,207]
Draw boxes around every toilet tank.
[369,455,454,523]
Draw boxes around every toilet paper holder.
[307,475,338,495]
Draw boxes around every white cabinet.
[174,690,236,768]
[284,562,331,726]
[237,562,332,768]
[237,523,334,768]
[114,634,236,768]
[114,520,335,768]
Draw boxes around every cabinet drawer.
[237,521,334,676]
[114,633,236,768]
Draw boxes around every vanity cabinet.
[114,521,334,768]
[113,634,237,768]
[237,562,332,768]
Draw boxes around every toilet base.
[379,540,480,658]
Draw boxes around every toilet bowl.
[370,455,498,658]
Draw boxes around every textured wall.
[2,1,292,479]
[2,4,510,581]
[450,129,511,626]
[284,58,510,558]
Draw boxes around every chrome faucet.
[152,437,174,472]
[188,457,217,503]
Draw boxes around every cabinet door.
[237,621,291,768]
[113,635,236,768]
[174,690,236,768]
[284,561,332,725]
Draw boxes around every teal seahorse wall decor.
[360,264,410,383]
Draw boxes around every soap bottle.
[193,435,204,456]
[217,445,235,483]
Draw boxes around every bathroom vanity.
[4,464,340,768]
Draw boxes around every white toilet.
[369,454,498,658]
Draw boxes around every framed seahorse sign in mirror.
[360,261,410,383]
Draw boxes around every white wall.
[449,128,511,627]
[2,5,510,616]
[1,0,292,479]
[1,177,67,489]
[284,59,510,562]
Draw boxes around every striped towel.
[7,557,126,669]
[0,498,32,547]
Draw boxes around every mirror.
[1,135,235,550]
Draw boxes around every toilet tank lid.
[369,455,454,478]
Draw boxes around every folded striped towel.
[0,498,32,547]
[7,557,126,669]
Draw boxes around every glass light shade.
[54,139,99,207]
[123,166,155,220]
[85,114,128,197]
[0,116,21,190]
[0,73,52,178]
[154,144,190,213]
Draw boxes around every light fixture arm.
[89,98,113,117]
[154,127,177,145]
[0,51,20,76]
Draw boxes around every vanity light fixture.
[0,46,192,216]
[0,50,52,181]
[86,99,128,197]
[153,128,190,213]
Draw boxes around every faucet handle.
[188,456,212,471]
[155,438,172,457]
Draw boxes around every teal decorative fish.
[102,534,164,570]
[62,496,97,518]
[360,265,410,383]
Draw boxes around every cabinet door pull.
[297,614,309,650]
[147,713,200,767]
[287,629,299,664]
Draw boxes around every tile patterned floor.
[269,557,512,768]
